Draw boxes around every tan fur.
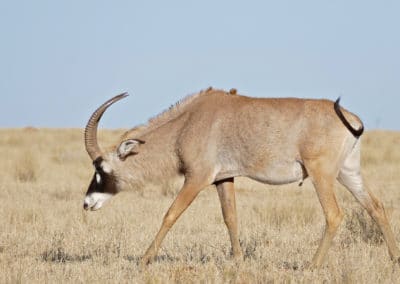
[121,87,215,140]
[85,88,400,268]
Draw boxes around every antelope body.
[83,88,400,267]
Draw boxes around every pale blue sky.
[1,1,399,129]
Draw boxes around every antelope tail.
[334,97,364,137]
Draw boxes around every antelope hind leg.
[338,169,400,263]
[305,160,344,269]
[338,140,400,263]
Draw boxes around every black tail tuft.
[334,97,364,137]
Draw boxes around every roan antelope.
[83,88,400,268]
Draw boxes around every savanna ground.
[1,128,400,283]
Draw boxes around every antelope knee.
[327,210,344,231]
[162,212,178,229]
[223,215,237,227]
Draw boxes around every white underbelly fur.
[247,161,304,185]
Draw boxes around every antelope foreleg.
[141,181,204,265]
[216,178,243,260]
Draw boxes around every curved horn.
[84,92,129,161]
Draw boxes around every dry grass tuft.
[1,129,400,283]
[344,206,384,245]
[14,150,39,182]
[41,232,92,263]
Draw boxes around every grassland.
[1,128,400,283]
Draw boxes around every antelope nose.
[83,202,89,210]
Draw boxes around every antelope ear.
[117,139,145,160]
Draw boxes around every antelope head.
[83,93,142,211]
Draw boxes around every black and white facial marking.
[83,157,117,211]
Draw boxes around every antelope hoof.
[139,259,149,269]
[140,254,153,267]
[232,251,243,262]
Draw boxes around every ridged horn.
[84,93,129,161]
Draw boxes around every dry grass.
[1,128,400,283]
